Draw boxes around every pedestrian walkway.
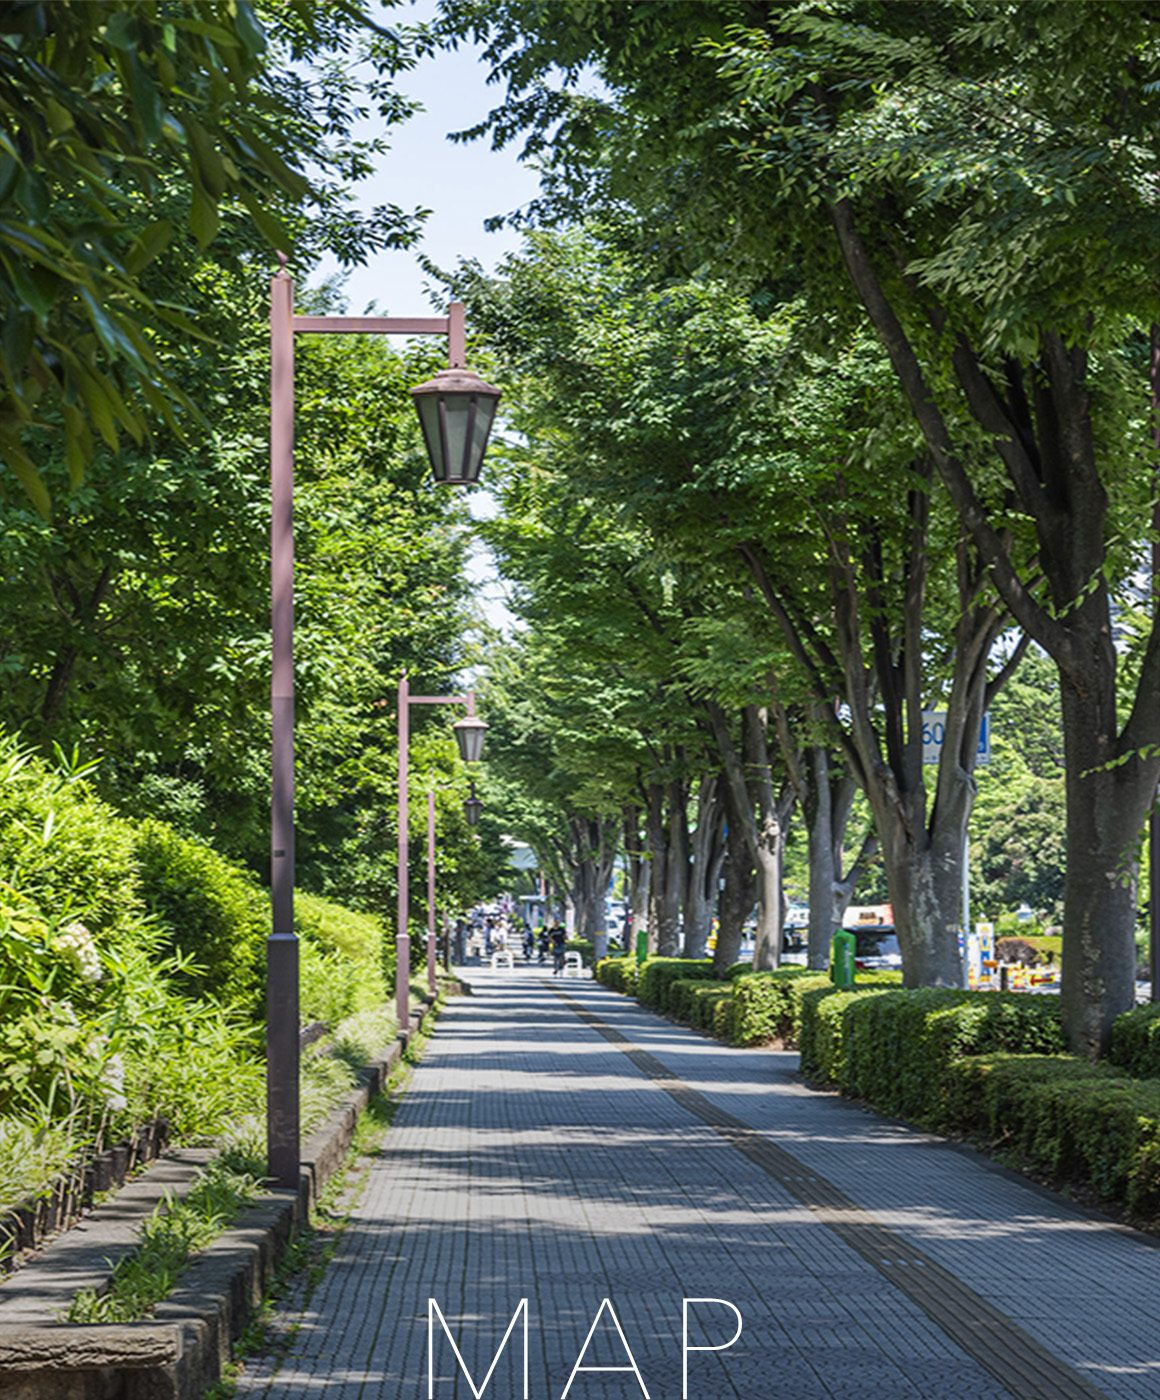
[234,970,1160,1400]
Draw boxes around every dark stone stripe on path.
[549,985,1108,1400]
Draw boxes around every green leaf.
[189,179,220,248]
[238,191,292,256]
[77,286,149,376]
[0,424,51,519]
[122,51,163,145]
[61,403,92,490]
[2,310,34,376]
[233,3,267,60]
[103,11,138,52]
[124,219,174,275]
[187,120,228,200]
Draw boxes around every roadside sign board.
[922,712,990,766]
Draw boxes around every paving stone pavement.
[231,970,1160,1400]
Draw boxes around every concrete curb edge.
[0,987,456,1400]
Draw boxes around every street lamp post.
[267,262,499,1187]
[396,679,486,1037]
[427,789,438,998]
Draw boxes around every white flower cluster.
[100,1052,127,1113]
[53,922,102,984]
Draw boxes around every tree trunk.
[739,455,1016,991]
[646,781,683,956]
[714,795,754,977]
[682,774,725,959]
[805,747,838,971]
[751,805,784,971]
[748,709,790,971]
[1058,667,1152,1056]
[825,198,1160,1049]
[624,803,650,950]
[705,701,789,970]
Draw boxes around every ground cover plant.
[64,993,445,1324]
[0,731,406,1224]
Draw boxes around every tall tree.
[458,234,1019,985]
[0,0,428,512]
[441,0,1160,1051]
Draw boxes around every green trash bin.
[830,929,856,988]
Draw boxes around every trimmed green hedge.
[596,954,639,995]
[944,1053,1160,1217]
[636,957,717,1013]
[802,986,1066,1122]
[1109,1002,1160,1079]
[732,969,830,1046]
[588,929,1160,1220]
[733,968,903,1048]
[667,978,735,1034]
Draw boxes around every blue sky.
[303,8,550,637]
[312,7,544,316]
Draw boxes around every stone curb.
[0,989,455,1399]
[0,1121,172,1276]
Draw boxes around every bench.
[490,949,515,971]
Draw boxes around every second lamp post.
[396,676,486,1035]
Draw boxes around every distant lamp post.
[464,781,484,828]
[397,681,486,1037]
[267,265,498,1189]
[426,790,438,998]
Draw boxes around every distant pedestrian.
[551,925,566,975]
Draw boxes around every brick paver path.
[233,971,1160,1400]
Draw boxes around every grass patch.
[66,1159,263,1322]
[0,1118,76,1217]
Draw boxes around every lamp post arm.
[291,303,466,368]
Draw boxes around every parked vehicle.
[854,928,902,969]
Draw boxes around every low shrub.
[803,987,1066,1122]
[296,893,383,963]
[1109,1002,1160,1080]
[733,968,903,1049]
[0,1117,75,1217]
[0,733,142,939]
[688,983,735,1034]
[667,978,732,1029]
[802,986,884,1085]
[711,994,737,1043]
[596,955,639,995]
[732,968,829,1046]
[132,820,267,1014]
[944,1053,1160,1218]
[636,958,716,1013]
[297,893,388,1024]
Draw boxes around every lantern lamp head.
[411,367,502,485]
[453,713,488,764]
